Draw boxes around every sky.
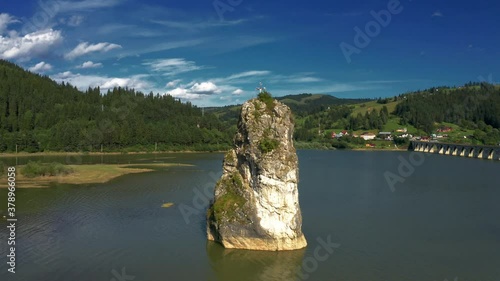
[0,0,499,106]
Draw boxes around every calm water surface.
[0,151,499,281]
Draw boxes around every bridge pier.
[409,141,499,161]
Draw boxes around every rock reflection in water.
[206,241,306,281]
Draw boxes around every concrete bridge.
[409,141,500,161]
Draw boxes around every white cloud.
[190,82,221,95]
[151,19,246,31]
[432,11,444,17]
[232,89,244,95]
[0,29,62,60]
[0,13,19,34]
[65,42,121,60]
[290,77,322,83]
[212,70,271,84]
[52,71,151,91]
[166,81,221,99]
[143,58,204,76]
[77,61,103,68]
[29,61,53,72]
[166,79,182,88]
[67,15,84,26]
[225,70,271,81]
[117,40,202,58]
[58,0,122,12]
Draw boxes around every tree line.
[0,60,234,152]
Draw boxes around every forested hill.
[1,59,499,153]
[0,59,233,152]
[276,94,370,115]
[395,84,500,132]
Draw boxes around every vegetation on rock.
[257,91,275,111]
[210,172,247,223]
[259,137,280,153]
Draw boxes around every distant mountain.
[276,94,370,115]
[207,93,371,123]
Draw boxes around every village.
[330,126,456,148]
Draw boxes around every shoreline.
[351,148,408,151]
[0,163,191,188]
[0,148,410,158]
[0,150,228,157]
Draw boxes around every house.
[437,127,453,133]
[396,128,407,133]
[332,130,349,139]
[360,133,376,140]
[378,132,393,141]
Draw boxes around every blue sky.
[1,0,499,106]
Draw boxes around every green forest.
[0,60,234,152]
[1,59,499,153]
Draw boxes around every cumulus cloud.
[77,61,103,68]
[64,42,121,60]
[0,13,19,34]
[143,58,204,76]
[232,89,244,95]
[191,82,221,94]
[0,29,62,60]
[166,79,182,88]
[166,81,221,99]
[29,61,53,72]
[52,71,151,91]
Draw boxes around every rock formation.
[207,93,307,251]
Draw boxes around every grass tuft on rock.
[210,172,247,222]
[257,91,275,111]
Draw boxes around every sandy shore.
[0,163,191,188]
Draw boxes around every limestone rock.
[207,95,307,251]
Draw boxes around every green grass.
[382,117,419,134]
[21,161,74,178]
[210,172,247,223]
[351,100,401,116]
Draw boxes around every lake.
[1,150,499,281]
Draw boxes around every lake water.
[1,150,499,281]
